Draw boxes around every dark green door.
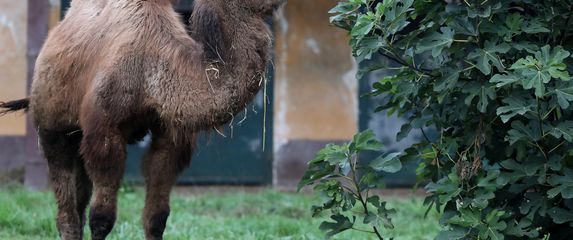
[61,0,273,185]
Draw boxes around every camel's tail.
[0,98,30,116]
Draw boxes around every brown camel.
[0,0,285,239]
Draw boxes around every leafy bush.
[300,0,573,239]
[298,131,402,238]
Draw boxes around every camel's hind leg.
[142,132,195,240]
[39,129,86,240]
[75,157,93,235]
[80,122,127,240]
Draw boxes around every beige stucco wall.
[0,1,28,135]
[274,0,358,146]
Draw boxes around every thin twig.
[238,108,248,125]
[377,49,436,77]
[535,97,549,161]
[349,154,385,240]
[205,67,220,93]
[351,227,377,234]
[213,126,226,138]
[548,141,566,154]
[262,75,268,151]
[420,128,431,142]
[228,112,235,138]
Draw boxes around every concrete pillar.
[0,1,29,183]
[24,0,52,189]
[0,1,28,135]
[273,0,358,187]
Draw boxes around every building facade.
[0,0,359,188]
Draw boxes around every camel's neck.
[165,6,272,132]
[190,5,271,67]
[197,20,271,128]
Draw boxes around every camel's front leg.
[142,132,195,240]
[80,120,127,240]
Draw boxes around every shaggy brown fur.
[0,0,285,239]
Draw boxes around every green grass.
[0,185,441,239]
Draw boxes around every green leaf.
[536,45,570,80]
[360,171,385,188]
[500,159,542,178]
[521,70,550,97]
[522,19,550,34]
[554,83,573,109]
[329,1,360,30]
[370,152,402,173]
[421,147,437,160]
[467,3,498,18]
[319,214,354,237]
[435,227,468,240]
[513,41,539,53]
[506,121,541,145]
[477,170,501,191]
[351,15,375,37]
[471,190,495,209]
[480,224,507,240]
[425,172,462,204]
[510,56,537,72]
[548,207,573,226]
[511,46,572,96]
[548,121,573,142]
[447,208,481,228]
[468,40,511,75]
[505,13,523,34]
[548,155,563,171]
[510,56,546,96]
[350,130,383,152]
[379,0,414,35]
[496,96,534,123]
[479,210,507,240]
[312,143,348,165]
[478,85,496,113]
[434,70,460,92]
[354,36,384,62]
[490,73,521,88]
[364,196,395,229]
[519,193,548,219]
[547,169,573,199]
[451,17,478,36]
[396,123,412,141]
[297,162,336,191]
[415,27,455,57]
[328,2,356,14]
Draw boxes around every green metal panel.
[125,89,273,185]
[61,0,273,185]
[359,56,424,187]
[61,0,70,15]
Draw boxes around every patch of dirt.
[0,167,24,186]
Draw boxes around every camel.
[0,0,285,239]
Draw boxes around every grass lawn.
[0,185,440,239]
